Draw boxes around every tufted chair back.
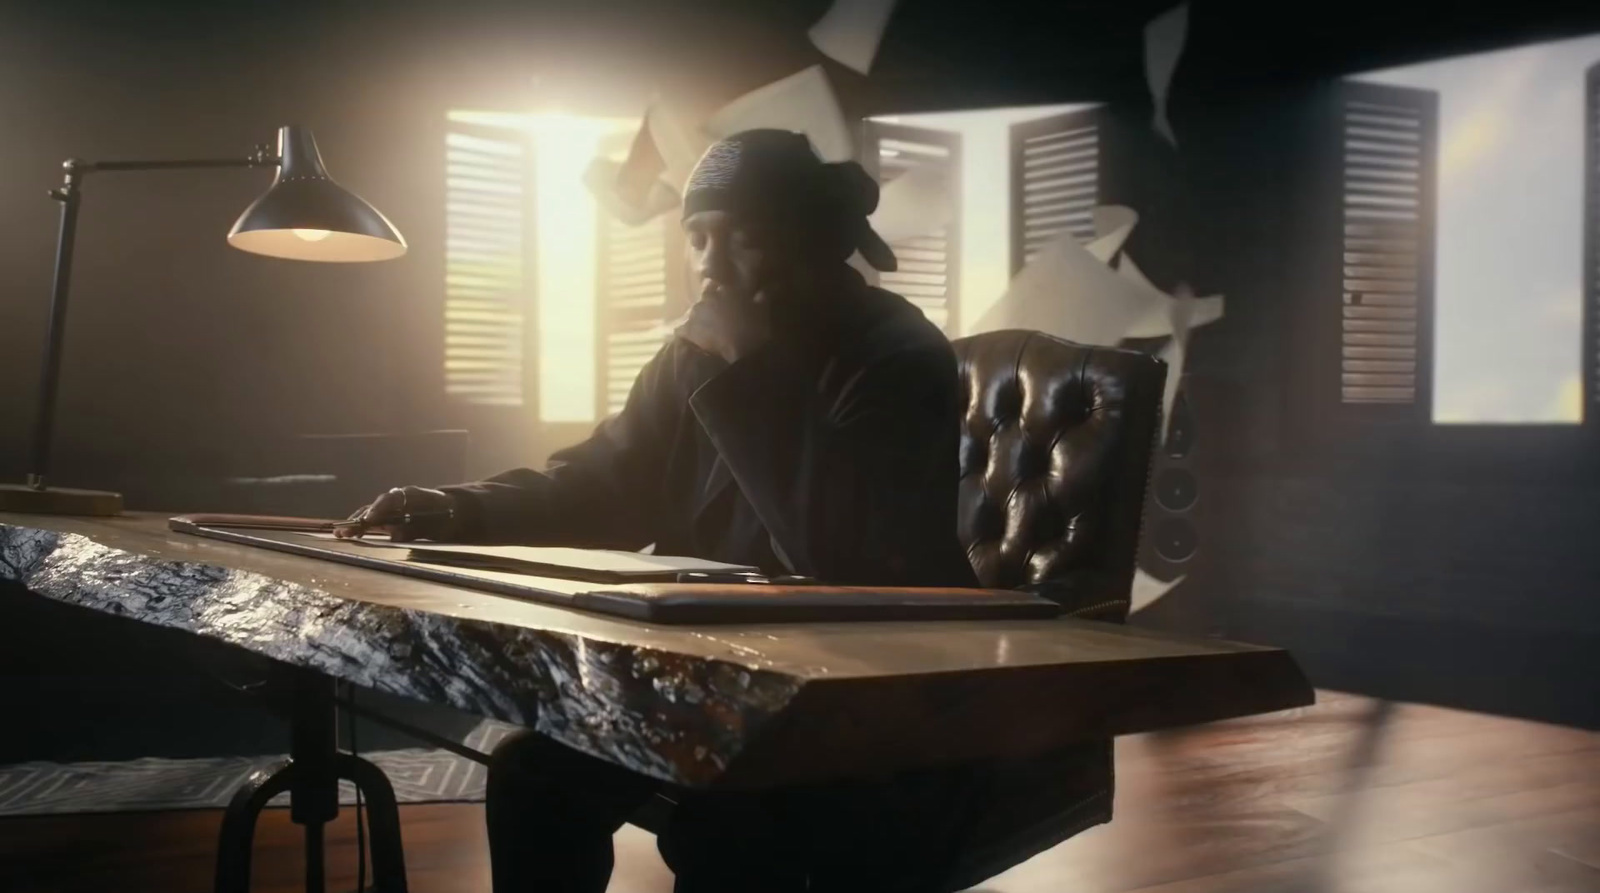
[952,330,1165,622]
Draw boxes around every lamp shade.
[227,126,407,262]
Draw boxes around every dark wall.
[0,3,442,494]
[1151,81,1600,729]
[0,1,470,760]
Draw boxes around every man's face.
[684,210,782,304]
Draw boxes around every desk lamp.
[0,126,406,517]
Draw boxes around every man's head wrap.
[681,129,897,272]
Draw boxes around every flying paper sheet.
[869,162,954,244]
[1158,331,1188,442]
[1131,569,1185,613]
[594,65,851,226]
[1086,205,1139,264]
[583,157,680,227]
[705,66,855,163]
[970,208,1165,346]
[615,119,667,207]
[1159,284,1225,441]
[1144,2,1190,147]
[1120,255,1224,338]
[972,203,1224,443]
[647,100,713,196]
[807,0,900,75]
[1119,259,1223,439]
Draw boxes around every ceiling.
[24,0,1600,116]
[865,0,1600,113]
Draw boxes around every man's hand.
[336,486,462,542]
[674,291,772,364]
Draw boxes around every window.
[444,111,680,423]
[1352,34,1600,424]
[443,125,530,408]
[1336,83,1437,412]
[1009,106,1104,274]
[867,104,1086,334]
[595,209,685,417]
[861,122,962,335]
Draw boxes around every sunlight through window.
[529,115,615,422]
[444,110,634,422]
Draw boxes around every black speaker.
[1140,388,1199,573]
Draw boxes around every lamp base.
[0,483,123,516]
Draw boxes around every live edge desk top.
[0,513,1313,790]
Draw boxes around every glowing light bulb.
[293,228,332,242]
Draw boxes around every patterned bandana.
[682,130,897,272]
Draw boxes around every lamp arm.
[84,157,282,174]
[24,146,281,491]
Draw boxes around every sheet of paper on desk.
[408,544,758,579]
[295,533,757,581]
[301,532,400,545]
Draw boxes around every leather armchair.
[944,329,1165,889]
[954,329,1165,621]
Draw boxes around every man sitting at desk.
[343,129,978,892]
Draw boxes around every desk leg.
[336,750,408,890]
[215,760,295,893]
[213,669,409,893]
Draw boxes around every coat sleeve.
[441,343,702,547]
[687,341,974,587]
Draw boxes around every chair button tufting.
[952,329,1161,611]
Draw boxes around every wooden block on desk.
[0,484,122,517]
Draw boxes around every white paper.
[973,203,1225,445]
[298,533,756,577]
[705,66,855,163]
[1144,2,1190,147]
[1130,569,1185,613]
[1117,265,1223,440]
[1158,330,1187,443]
[646,100,713,195]
[1086,205,1140,263]
[807,0,900,75]
[406,544,758,577]
[583,156,680,226]
[970,224,1166,346]
[869,162,954,244]
[302,532,399,545]
[1119,256,1224,338]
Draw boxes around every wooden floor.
[3,692,1597,893]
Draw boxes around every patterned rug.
[0,721,518,816]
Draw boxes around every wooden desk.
[0,512,1311,790]
[2,513,1312,892]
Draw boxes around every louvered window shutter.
[1337,82,1437,415]
[444,129,533,408]
[862,122,962,335]
[1009,107,1103,275]
[595,211,687,417]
